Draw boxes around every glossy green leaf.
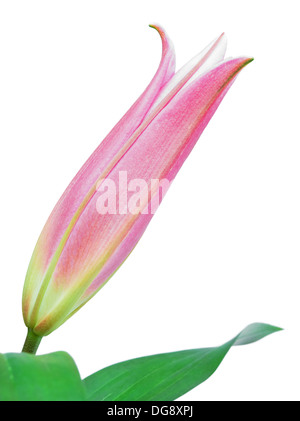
[83,323,282,401]
[0,351,86,401]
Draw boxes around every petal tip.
[230,56,254,79]
[149,23,164,32]
[149,23,168,42]
[246,57,254,64]
[215,32,227,56]
[241,57,254,70]
[219,31,226,40]
[148,23,175,69]
[233,56,254,71]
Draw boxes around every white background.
[0,1,299,401]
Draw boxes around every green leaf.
[83,323,282,401]
[0,351,86,401]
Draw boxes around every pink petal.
[34,57,252,335]
[23,25,175,324]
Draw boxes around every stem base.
[22,329,42,354]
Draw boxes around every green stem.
[22,329,42,354]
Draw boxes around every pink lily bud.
[22,25,252,338]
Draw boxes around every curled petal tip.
[148,23,169,43]
[149,23,163,31]
[148,23,175,71]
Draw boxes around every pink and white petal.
[23,25,175,324]
[150,32,227,110]
[33,57,252,334]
